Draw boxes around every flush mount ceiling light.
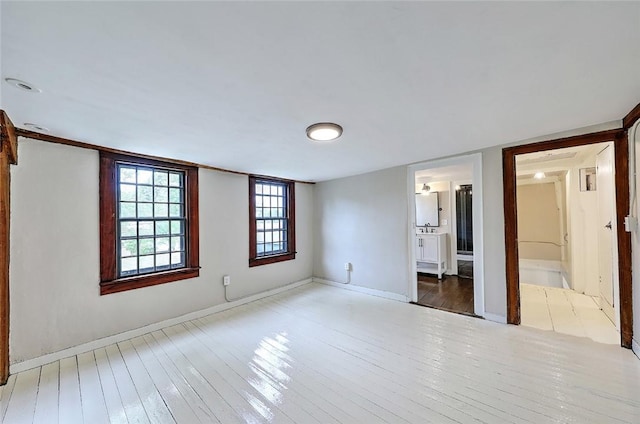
[306,122,343,142]
[4,78,42,93]
[23,123,49,132]
[534,172,546,179]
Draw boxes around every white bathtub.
[519,259,567,288]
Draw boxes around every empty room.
[1,2,640,423]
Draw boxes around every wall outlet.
[344,262,351,271]
[223,275,231,286]
[441,219,448,226]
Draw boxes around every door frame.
[407,153,485,317]
[0,111,18,384]
[503,128,633,347]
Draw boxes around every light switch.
[441,219,448,226]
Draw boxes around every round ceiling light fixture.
[306,122,343,142]
[23,123,49,132]
[4,78,42,93]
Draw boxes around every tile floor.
[520,283,620,345]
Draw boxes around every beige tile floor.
[520,283,620,345]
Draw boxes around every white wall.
[314,148,508,319]
[9,140,314,364]
[313,166,410,296]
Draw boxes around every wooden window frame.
[249,176,296,267]
[99,152,199,295]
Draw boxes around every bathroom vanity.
[416,232,447,279]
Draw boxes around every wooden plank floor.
[416,273,474,315]
[1,283,639,423]
[521,283,620,345]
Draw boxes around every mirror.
[415,192,439,227]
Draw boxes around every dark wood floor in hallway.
[416,273,475,315]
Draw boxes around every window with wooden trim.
[249,176,295,267]
[100,152,199,295]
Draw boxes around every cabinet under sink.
[416,232,447,279]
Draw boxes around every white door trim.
[407,153,485,317]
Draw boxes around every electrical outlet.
[344,262,351,271]
[441,219,448,226]
[223,275,231,286]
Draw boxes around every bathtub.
[518,259,567,288]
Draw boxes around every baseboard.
[483,312,507,324]
[313,277,410,302]
[633,337,640,360]
[9,278,313,374]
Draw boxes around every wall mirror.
[415,192,439,227]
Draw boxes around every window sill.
[100,267,200,295]
[249,252,296,268]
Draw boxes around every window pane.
[156,237,170,253]
[273,232,280,242]
[169,188,182,203]
[170,220,183,235]
[169,204,182,217]
[140,238,154,255]
[156,221,170,235]
[121,222,137,237]
[121,257,137,274]
[255,184,263,194]
[257,232,264,243]
[171,252,183,266]
[137,169,153,185]
[271,186,278,195]
[156,253,170,268]
[263,208,271,218]
[257,221,264,230]
[257,244,264,254]
[154,171,168,186]
[139,221,154,236]
[120,184,136,201]
[120,167,136,183]
[138,203,153,218]
[256,208,263,218]
[137,186,152,202]
[154,187,168,203]
[170,236,183,252]
[121,240,137,257]
[154,203,168,217]
[263,197,271,208]
[120,202,136,218]
[278,186,283,196]
[169,173,181,187]
[265,232,272,243]
[139,255,154,272]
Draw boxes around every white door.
[596,145,615,324]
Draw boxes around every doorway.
[503,129,633,348]
[514,142,619,344]
[408,153,485,318]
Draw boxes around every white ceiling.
[415,164,472,183]
[1,2,639,182]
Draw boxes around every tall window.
[249,176,295,267]
[100,152,199,295]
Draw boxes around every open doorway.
[503,128,633,348]
[515,143,619,344]
[408,154,485,318]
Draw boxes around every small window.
[249,176,295,267]
[100,152,199,294]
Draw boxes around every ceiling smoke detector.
[306,122,343,142]
[4,78,42,93]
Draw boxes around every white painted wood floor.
[520,283,620,345]
[1,283,639,424]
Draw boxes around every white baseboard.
[633,338,640,360]
[10,278,313,375]
[483,312,507,324]
[313,277,410,302]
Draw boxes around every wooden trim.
[502,148,520,325]
[99,151,200,294]
[0,111,18,165]
[502,128,633,347]
[0,138,9,384]
[248,176,297,267]
[623,102,640,129]
[614,131,633,348]
[0,110,16,384]
[14,127,315,185]
[100,268,200,295]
